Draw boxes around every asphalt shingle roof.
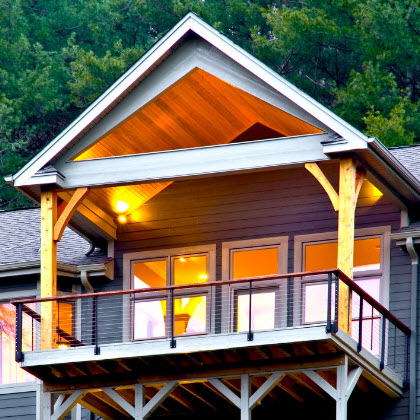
[390,144,420,183]
[0,207,106,266]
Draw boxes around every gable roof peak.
[9,12,370,189]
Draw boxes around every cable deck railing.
[12,269,410,382]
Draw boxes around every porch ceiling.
[72,68,323,161]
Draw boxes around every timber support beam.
[304,356,363,420]
[41,361,361,419]
[306,159,366,333]
[41,187,91,349]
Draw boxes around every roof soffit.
[56,40,325,165]
[11,13,372,189]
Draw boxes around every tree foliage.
[0,0,419,208]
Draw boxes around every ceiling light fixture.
[116,200,130,213]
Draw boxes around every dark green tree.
[0,0,418,208]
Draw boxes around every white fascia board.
[22,325,329,367]
[53,133,331,189]
[18,172,65,187]
[11,13,368,188]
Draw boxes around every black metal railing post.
[357,294,363,352]
[31,316,34,351]
[326,272,332,332]
[248,280,254,341]
[404,333,410,387]
[287,277,293,327]
[333,272,339,333]
[380,316,386,370]
[15,303,23,362]
[93,296,100,355]
[170,288,176,348]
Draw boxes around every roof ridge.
[389,144,420,150]
[0,206,39,214]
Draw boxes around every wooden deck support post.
[306,159,365,334]
[40,188,89,350]
[41,190,58,350]
[135,384,144,419]
[336,362,348,420]
[42,391,53,419]
[241,374,251,420]
[337,158,357,333]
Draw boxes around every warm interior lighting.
[198,274,208,280]
[118,215,127,223]
[116,200,130,213]
[232,248,278,279]
[56,341,70,350]
[370,184,383,197]
[179,257,186,262]
[304,238,381,272]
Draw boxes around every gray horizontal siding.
[105,167,410,419]
[0,391,36,419]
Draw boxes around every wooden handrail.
[12,268,410,336]
[337,271,411,335]
[11,269,336,304]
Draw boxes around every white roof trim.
[11,12,370,188]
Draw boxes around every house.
[2,12,420,419]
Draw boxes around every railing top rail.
[12,268,410,335]
[12,269,336,304]
[337,271,410,335]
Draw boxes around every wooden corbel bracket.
[305,162,366,212]
[53,187,89,241]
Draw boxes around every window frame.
[293,226,391,327]
[123,245,216,341]
[221,236,289,333]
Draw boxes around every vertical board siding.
[107,167,408,419]
[0,391,36,419]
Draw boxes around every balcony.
[13,269,408,397]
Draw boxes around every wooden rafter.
[180,383,217,410]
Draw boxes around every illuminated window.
[222,238,288,333]
[302,236,382,328]
[130,246,214,340]
[56,301,75,348]
[232,248,279,279]
[0,303,35,384]
[304,237,381,273]
[232,247,279,331]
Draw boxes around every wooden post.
[135,384,144,419]
[241,374,251,420]
[336,358,348,420]
[337,158,357,333]
[42,391,53,419]
[40,190,57,350]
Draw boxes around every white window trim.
[293,226,391,327]
[123,244,216,341]
[221,236,289,333]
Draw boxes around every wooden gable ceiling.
[73,68,323,161]
[70,69,323,221]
